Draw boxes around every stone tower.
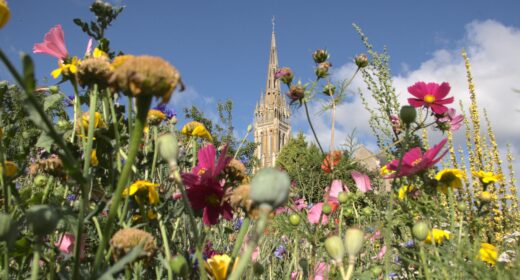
[253,23,291,168]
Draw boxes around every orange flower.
[321,151,342,173]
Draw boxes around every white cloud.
[296,20,520,183]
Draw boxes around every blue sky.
[1,0,520,170]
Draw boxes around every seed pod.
[412,221,430,241]
[26,205,60,236]
[324,235,345,262]
[249,168,290,210]
[344,228,364,257]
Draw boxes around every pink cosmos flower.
[407,82,454,114]
[351,171,372,193]
[33,25,69,60]
[308,180,346,224]
[437,108,464,131]
[291,262,329,280]
[386,138,449,178]
[372,245,387,261]
[181,144,233,225]
[55,232,86,259]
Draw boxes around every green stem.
[151,126,159,182]
[106,90,122,173]
[303,102,324,155]
[231,218,250,258]
[92,96,152,276]
[344,257,355,280]
[419,244,431,280]
[30,243,40,280]
[234,127,252,159]
[159,214,173,280]
[448,188,456,234]
[228,209,269,280]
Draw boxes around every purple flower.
[63,95,75,107]
[66,194,77,201]
[274,245,286,259]
[405,240,415,248]
[154,103,176,119]
[233,219,243,231]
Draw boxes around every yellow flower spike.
[205,254,237,280]
[479,243,498,266]
[91,150,99,167]
[0,0,11,29]
[424,229,450,245]
[181,121,213,142]
[3,161,18,177]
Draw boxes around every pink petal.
[291,272,299,280]
[294,198,307,210]
[197,144,216,173]
[407,98,425,108]
[435,96,454,105]
[33,25,68,59]
[407,82,427,98]
[351,171,372,193]
[85,38,93,56]
[372,245,387,260]
[252,247,260,262]
[434,82,451,99]
[328,180,345,200]
[308,203,328,224]
[402,147,422,166]
[313,262,329,280]
[55,233,74,254]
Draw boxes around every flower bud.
[370,266,383,277]
[250,168,290,210]
[287,84,305,104]
[412,221,430,241]
[34,175,48,187]
[338,192,348,204]
[247,124,253,133]
[315,62,331,79]
[56,119,70,130]
[478,191,493,202]
[324,236,345,262]
[322,83,336,96]
[170,255,189,276]
[289,214,301,226]
[275,67,293,86]
[312,49,329,64]
[344,228,364,257]
[322,203,332,215]
[158,133,179,168]
[354,54,369,68]
[26,205,60,236]
[362,207,372,216]
[48,85,60,94]
[457,202,467,212]
[400,105,417,126]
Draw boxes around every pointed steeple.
[265,17,280,105]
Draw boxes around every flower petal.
[351,171,372,193]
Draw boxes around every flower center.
[411,157,422,167]
[205,193,220,206]
[424,94,436,103]
[198,168,207,176]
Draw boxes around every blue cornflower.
[66,194,77,201]
[273,245,286,259]
[405,240,415,248]
[233,219,243,231]
[63,95,75,107]
[154,104,176,119]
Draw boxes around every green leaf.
[98,244,144,279]
[44,93,64,111]
[35,133,55,152]
[21,53,36,93]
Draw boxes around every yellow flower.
[51,56,80,79]
[380,165,393,176]
[479,243,498,266]
[435,168,464,194]
[0,0,11,29]
[147,109,167,125]
[205,254,237,280]
[78,112,104,133]
[93,48,108,59]
[122,180,160,205]
[473,170,503,185]
[398,185,414,200]
[91,150,99,167]
[3,161,17,177]
[181,121,213,142]
[425,229,450,245]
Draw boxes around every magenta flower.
[407,82,454,114]
[386,138,449,178]
[33,25,69,60]
[181,144,233,225]
[308,180,346,224]
[351,171,372,193]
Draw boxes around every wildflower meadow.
[0,1,519,279]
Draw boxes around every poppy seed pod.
[400,105,417,126]
[344,228,364,257]
[249,168,290,210]
[325,235,345,263]
[170,255,188,276]
[0,213,15,242]
[412,221,430,241]
[26,205,60,236]
[158,133,179,168]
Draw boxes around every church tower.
[253,21,291,168]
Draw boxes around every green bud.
[400,105,417,126]
[322,203,332,215]
[322,83,336,96]
[0,213,15,242]
[344,208,354,217]
[354,54,369,68]
[170,115,178,125]
[344,228,364,257]
[26,205,60,236]
[370,266,383,277]
[324,236,345,262]
[412,221,430,241]
[158,133,179,168]
[289,214,301,226]
[250,168,290,210]
[170,255,188,276]
[34,175,48,188]
[362,207,372,216]
[48,85,59,94]
[338,192,348,204]
[457,202,467,212]
[56,119,70,130]
[247,124,253,133]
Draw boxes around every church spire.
[265,17,280,102]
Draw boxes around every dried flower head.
[315,62,331,79]
[28,155,64,177]
[110,228,157,261]
[224,158,249,185]
[312,49,329,64]
[109,55,182,103]
[77,56,112,88]
[354,53,369,68]
[287,83,305,105]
